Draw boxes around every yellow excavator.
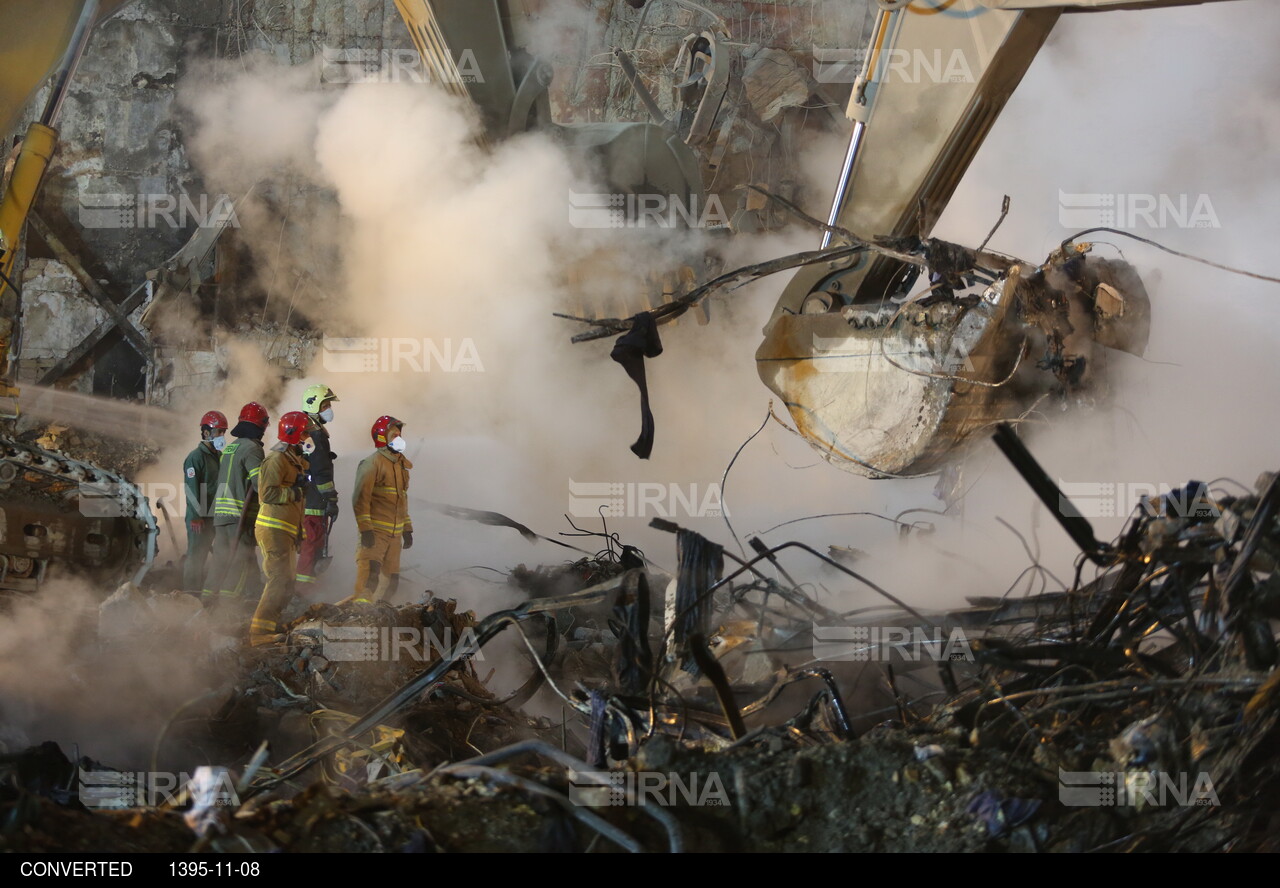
[1,2,133,335]
[0,0,155,592]
[756,0,1242,478]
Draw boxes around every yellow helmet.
[302,384,338,414]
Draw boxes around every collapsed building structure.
[4,434,1280,852]
[0,0,1277,854]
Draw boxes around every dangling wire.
[1061,227,1280,285]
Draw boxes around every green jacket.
[213,437,264,527]
[183,441,221,522]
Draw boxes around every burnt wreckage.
[1,0,1278,856]
[5,426,1280,852]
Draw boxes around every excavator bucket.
[756,0,1156,477]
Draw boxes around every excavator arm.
[0,0,155,593]
[1,1,133,409]
[1,1,130,285]
[757,0,1243,478]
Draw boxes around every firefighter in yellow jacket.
[350,415,413,604]
[249,411,311,645]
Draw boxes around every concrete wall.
[8,0,413,396]
[8,0,872,397]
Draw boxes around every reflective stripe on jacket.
[352,448,412,536]
[303,416,337,517]
[213,437,264,526]
[254,444,308,538]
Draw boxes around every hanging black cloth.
[674,528,724,675]
[610,311,663,459]
[610,568,654,697]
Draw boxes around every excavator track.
[0,437,155,592]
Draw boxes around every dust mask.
[212,436,227,452]
[319,407,335,423]
[388,436,406,453]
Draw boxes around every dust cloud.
[168,1,1280,614]
[0,580,217,766]
[5,0,1277,768]
[926,0,1280,590]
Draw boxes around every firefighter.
[295,383,339,591]
[349,415,413,604]
[249,411,310,645]
[205,402,269,606]
[182,410,227,596]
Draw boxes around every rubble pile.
[21,426,160,481]
[188,598,564,776]
[910,467,1280,851]
[3,431,1280,852]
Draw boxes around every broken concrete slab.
[741,45,811,122]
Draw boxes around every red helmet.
[371,415,402,448]
[199,410,228,430]
[279,411,310,446]
[239,401,269,428]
